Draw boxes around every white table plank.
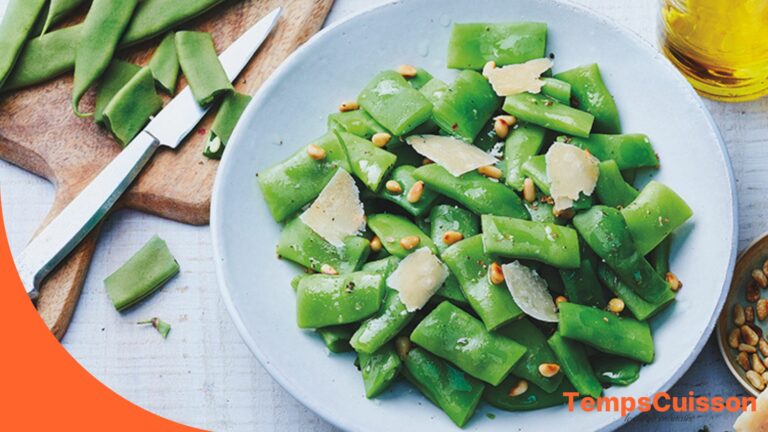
[1,0,766,430]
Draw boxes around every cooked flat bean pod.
[563,133,659,170]
[410,301,527,385]
[503,93,594,138]
[592,354,641,386]
[442,235,523,330]
[403,347,485,427]
[435,276,468,304]
[351,287,414,354]
[367,213,436,258]
[176,31,233,106]
[524,201,561,225]
[504,122,547,190]
[359,344,401,399]
[149,32,180,94]
[102,68,163,146]
[481,214,580,268]
[497,318,563,392]
[276,217,370,274]
[484,376,575,411]
[650,236,672,276]
[374,166,439,217]
[432,70,500,141]
[558,302,654,363]
[72,0,139,116]
[204,91,252,159]
[295,271,384,328]
[0,0,47,88]
[555,63,621,133]
[572,206,670,303]
[337,132,397,192]
[447,22,547,69]
[596,263,675,321]
[413,164,529,219]
[328,110,396,146]
[594,159,639,208]
[41,0,87,35]
[558,242,607,308]
[416,77,449,134]
[358,70,433,136]
[94,60,141,125]
[547,331,603,398]
[317,325,356,353]
[621,181,693,255]
[429,204,480,255]
[540,78,572,104]
[406,66,434,90]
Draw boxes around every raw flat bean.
[374,166,439,217]
[595,159,639,208]
[547,331,603,398]
[555,63,621,133]
[41,0,87,35]
[564,134,659,170]
[410,301,527,385]
[102,68,164,146]
[121,0,226,45]
[276,218,370,275]
[358,70,433,136]
[403,347,485,427]
[0,0,47,88]
[540,77,572,104]
[429,204,480,255]
[447,22,547,69]
[204,92,252,159]
[359,343,402,398]
[503,93,594,138]
[442,235,523,330]
[497,318,563,392]
[94,60,141,125]
[337,132,397,192]
[558,302,655,363]
[149,32,180,94]
[104,235,179,311]
[317,325,356,353]
[432,70,501,141]
[591,354,641,386]
[72,0,140,116]
[366,213,436,258]
[504,122,547,190]
[481,214,580,268]
[295,271,384,328]
[597,263,675,321]
[621,181,693,255]
[484,376,575,411]
[176,31,233,106]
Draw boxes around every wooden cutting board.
[0,0,334,340]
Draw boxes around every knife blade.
[15,8,282,299]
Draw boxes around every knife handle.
[15,131,160,299]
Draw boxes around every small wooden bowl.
[716,233,768,397]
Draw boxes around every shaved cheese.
[545,142,599,212]
[502,261,558,322]
[734,389,768,431]
[299,169,365,246]
[387,247,449,312]
[486,58,553,96]
[406,134,498,177]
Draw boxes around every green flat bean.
[417,77,449,134]
[337,132,397,192]
[558,302,654,363]
[429,204,480,255]
[366,213,436,258]
[595,160,638,207]
[503,93,594,138]
[358,70,433,136]
[359,343,402,398]
[104,235,179,311]
[650,236,672,276]
[413,164,529,219]
[558,242,606,308]
[596,263,675,321]
[317,325,356,353]
[540,78,572,104]
[497,318,563,392]
[72,0,139,116]
[432,70,501,141]
[504,122,547,190]
[406,67,433,90]
[102,68,163,146]
[328,110,396,146]
[555,64,621,133]
[573,206,670,303]
[442,235,523,330]
[149,32,180,94]
[203,91,252,159]
[277,217,370,274]
[411,301,527,385]
[484,376,575,411]
[176,31,233,106]
[403,347,485,427]
[351,287,414,354]
[0,0,47,88]
[592,354,641,386]
[41,0,86,35]
[94,60,141,125]
[563,134,659,170]
[122,0,226,46]
[296,271,384,328]
[435,276,468,304]
[374,166,439,217]
[547,331,603,398]
[524,201,561,225]
[481,214,580,268]
[447,22,547,69]
[621,181,693,255]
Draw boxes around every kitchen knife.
[15,7,282,299]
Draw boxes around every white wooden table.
[2,0,766,430]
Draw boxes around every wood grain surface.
[0,0,334,339]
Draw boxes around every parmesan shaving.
[386,247,449,312]
[545,142,599,212]
[299,169,365,246]
[486,58,553,96]
[406,134,498,177]
[502,261,558,322]
[734,389,768,431]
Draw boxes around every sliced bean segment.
[540,77,571,104]
[503,93,594,138]
[0,0,47,88]
[149,32,180,94]
[429,205,480,255]
[564,134,659,170]
[592,354,641,386]
[447,22,547,69]
[317,325,356,353]
[484,376,575,411]
[358,70,433,136]
[558,242,606,308]
[504,122,547,190]
[555,63,621,133]
[621,181,693,255]
[337,132,397,192]
[296,271,384,328]
[481,214,580,268]
[203,91,252,159]
[521,155,593,210]
[367,213,436,258]
[176,31,233,105]
[411,301,527,385]
[547,331,603,398]
[102,68,163,145]
[277,218,370,274]
[497,318,563,392]
[359,344,402,398]
[351,287,414,354]
[328,110,396,146]
[432,70,501,141]
[596,263,675,321]
[595,159,638,208]
[94,60,141,125]
[375,166,439,217]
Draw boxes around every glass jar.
[659,0,768,101]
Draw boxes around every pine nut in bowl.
[717,233,768,397]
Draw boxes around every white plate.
[211,1,737,430]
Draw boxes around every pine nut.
[478,165,503,179]
[370,236,382,253]
[306,143,326,160]
[538,363,560,378]
[396,64,418,78]
[555,295,568,305]
[753,269,768,288]
[738,352,751,371]
[759,299,768,321]
[489,262,505,285]
[742,325,760,346]
[763,260,768,280]
[607,298,625,314]
[395,336,412,360]
[734,304,746,326]
[400,235,420,250]
[739,343,757,353]
[385,180,403,194]
[746,370,766,390]
[508,379,528,397]
[747,281,761,303]
[371,132,391,147]
[338,100,359,112]
[494,117,510,139]
[729,328,741,349]
[320,264,338,275]
[746,305,756,323]
[754,353,767,374]
[496,115,517,127]
[762,372,768,383]
[482,60,496,78]
[407,181,425,203]
[442,231,464,245]
[523,178,536,203]
[553,207,575,220]
[749,323,763,339]
[666,272,682,291]
[759,339,768,357]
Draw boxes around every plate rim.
[211,1,739,430]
